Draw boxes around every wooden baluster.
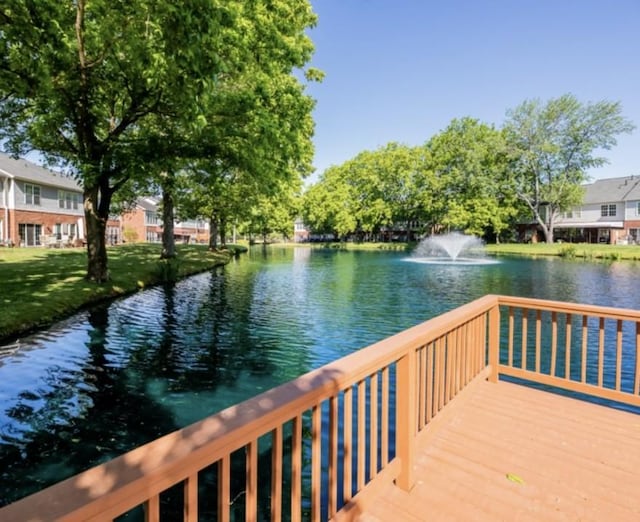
[218,456,230,522]
[381,367,389,467]
[521,309,528,371]
[328,396,338,517]
[550,311,558,377]
[635,323,640,396]
[343,387,353,503]
[246,440,258,522]
[418,346,426,430]
[535,310,541,373]
[396,349,416,492]
[291,415,302,522]
[508,306,514,367]
[565,314,572,380]
[144,494,160,522]
[598,318,605,387]
[488,305,500,383]
[357,380,366,491]
[271,426,283,522]
[311,405,322,522]
[426,343,434,422]
[581,316,588,384]
[184,474,198,522]
[615,320,623,391]
[370,372,379,480]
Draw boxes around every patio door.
[18,224,42,246]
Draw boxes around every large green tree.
[302,166,357,239]
[0,0,318,281]
[426,118,516,238]
[503,94,635,243]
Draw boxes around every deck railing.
[0,295,638,521]
[497,296,640,409]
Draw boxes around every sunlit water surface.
[1,247,639,505]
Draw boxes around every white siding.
[14,180,83,216]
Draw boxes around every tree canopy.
[302,95,634,245]
[503,94,635,243]
[0,0,318,280]
[302,120,517,241]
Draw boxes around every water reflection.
[0,249,639,505]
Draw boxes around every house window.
[146,230,160,242]
[25,184,41,205]
[600,204,616,217]
[106,226,120,245]
[636,202,640,216]
[145,211,158,225]
[58,191,80,209]
[60,223,76,238]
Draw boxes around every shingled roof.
[0,153,81,191]
[583,175,640,204]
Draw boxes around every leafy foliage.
[0,0,318,280]
[503,94,635,243]
[302,122,516,241]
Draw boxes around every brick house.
[120,197,209,244]
[0,154,85,247]
[120,197,163,243]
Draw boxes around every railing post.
[488,301,500,383]
[396,348,416,491]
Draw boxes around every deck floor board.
[356,380,640,521]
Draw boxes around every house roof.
[0,153,82,191]
[583,175,640,204]
[137,197,160,211]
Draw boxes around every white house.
[554,175,640,244]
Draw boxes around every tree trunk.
[84,187,110,283]
[209,215,219,250]
[545,225,555,244]
[160,174,176,259]
[219,214,227,248]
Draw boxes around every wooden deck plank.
[353,380,640,521]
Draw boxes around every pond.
[1,246,639,506]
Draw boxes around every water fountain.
[407,232,498,265]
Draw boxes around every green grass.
[485,242,640,260]
[0,244,238,342]
[288,241,411,251]
[284,239,640,259]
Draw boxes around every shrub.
[558,245,577,258]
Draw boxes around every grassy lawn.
[291,240,640,260]
[485,242,640,260]
[0,243,237,342]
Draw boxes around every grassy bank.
[485,242,640,260]
[0,243,241,342]
[309,239,640,260]
[286,241,411,251]
[286,239,640,260]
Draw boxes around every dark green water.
[0,247,639,506]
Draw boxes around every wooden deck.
[3,295,639,522]
[358,379,640,521]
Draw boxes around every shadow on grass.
[0,244,230,343]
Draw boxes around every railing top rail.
[0,294,499,522]
[496,295,640,321]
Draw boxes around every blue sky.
[305,0,640,182]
